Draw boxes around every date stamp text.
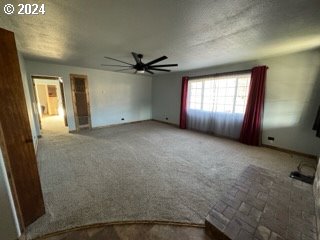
[4,3,46,15]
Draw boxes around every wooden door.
[0,28,45,228]
[70,74,91,130]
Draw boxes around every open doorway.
[32,76,68,134]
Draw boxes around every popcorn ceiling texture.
[26,119,316,238]
[1,0,320,72]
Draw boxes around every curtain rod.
[189,69,252,80]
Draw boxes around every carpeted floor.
[27,119,315,238]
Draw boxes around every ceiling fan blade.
[104,56,134,66]
[131,52,140,63]
[101,64,132,67]
[148,64,178,68]
[148,68,171,72]
[145,70,154,75]
[146,56,168,66]
[114,68,134,72]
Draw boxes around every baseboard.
[152,119,179,128]
[149,123,316,159]
[91,119,152,130]
[69,120,316,160]
[262,144,317,160]
[68,120,178,133]
[68,120,152,133]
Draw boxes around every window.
[188,73,251,114]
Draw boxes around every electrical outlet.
[268,136,275,143]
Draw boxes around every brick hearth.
[205,165,316,240]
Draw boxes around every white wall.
[152,49,320,156]
[36,85,48,114]
[19,54,39,150]
[34,79,63,117]
[0,148,20,240]
[25,61,152,131]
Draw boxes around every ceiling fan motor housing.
[103,52,178,74]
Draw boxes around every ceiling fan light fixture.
[103,52,178,75]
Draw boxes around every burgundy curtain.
[179,76,189,129]
[239,66,268,146]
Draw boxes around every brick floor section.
[205,165,317,240]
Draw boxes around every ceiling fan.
[101,52,178,74]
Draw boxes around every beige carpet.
[27,120,315,238]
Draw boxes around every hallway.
[40,115,68,135]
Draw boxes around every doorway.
[33,76,68,134]
[70,74,91,131]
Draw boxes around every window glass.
[188,73,251,113]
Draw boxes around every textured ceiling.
[1,0,320,73]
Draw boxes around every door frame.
[70,74,91,131]
[32,75,68,127]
